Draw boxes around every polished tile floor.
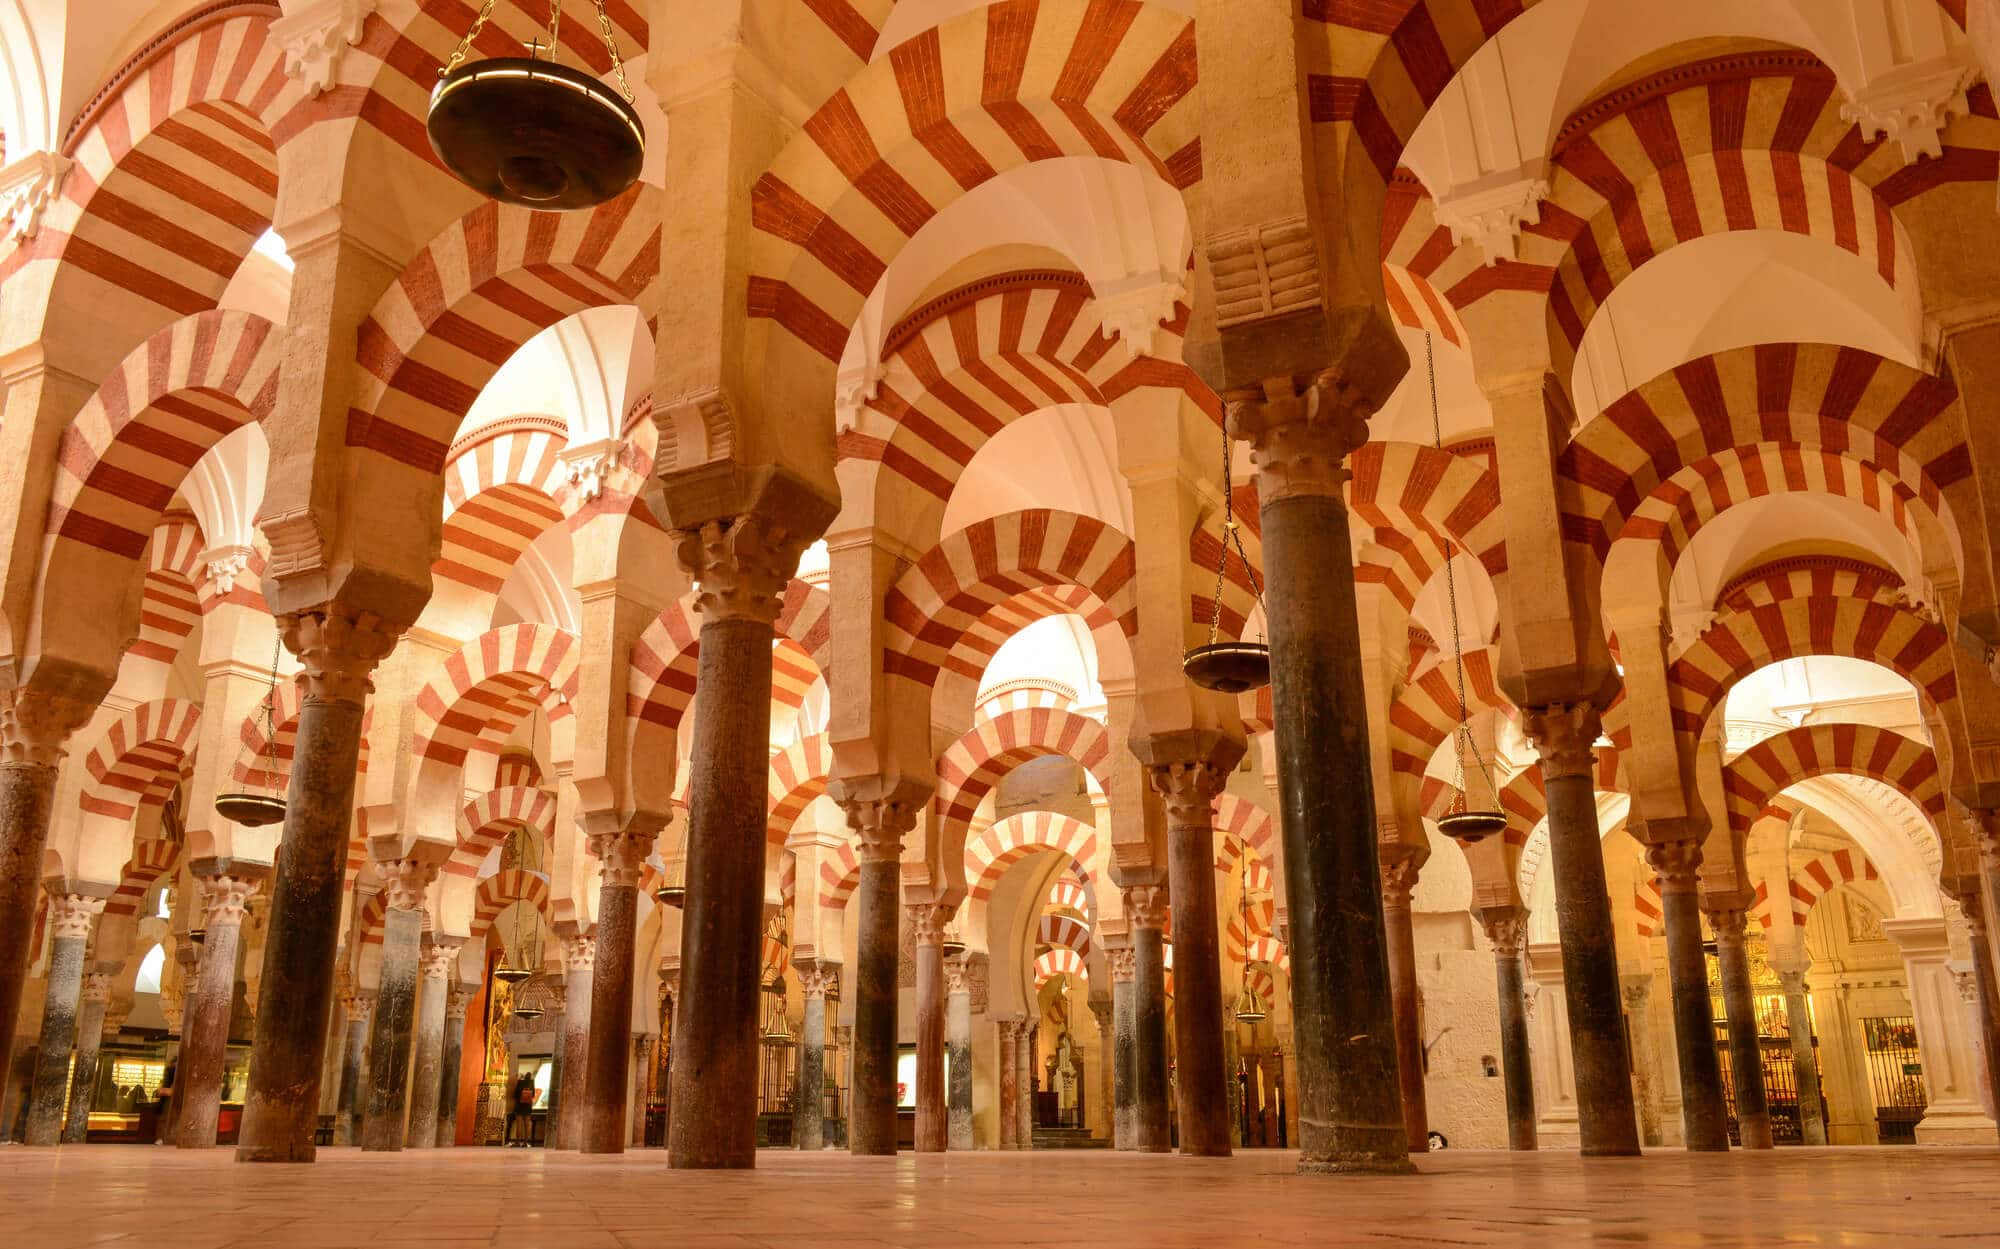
[3,1144,1992,1248]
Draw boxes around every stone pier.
[1647,839,1729,1151]
[178,867,261,1149]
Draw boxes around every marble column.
[238,610,398,1163]
[795,960,833,1150]
[842,796,918,1157]
[1016,1019,1035,1145]
[1707,903,1772,1149]
[361,857,436,1152]
[1149,757,1234,1157]
[544,985,567,1142]
[62,970,114,1143]
[25,890,104,1145]
[1646,839,1728,1151]
[1089,995,1113,1142]
[1777,968,1828,1146]
[1125,886,1172,1152]
[1108,941,1135,1150]
[554,929,595,1150]
[910,903,949,1153]
[1620,974,1664,1146]
[0,687,93,1095]
[629,1034,654,1147]
[666,515,817,1170]
[1379,851,1427,1154]
[1520,703,1641,1156]
[1229,376,1408,1173]
[946,953,973,1151]
[1479,908,1537,1150]
[178,868,261,1149]
[405,937,461,1149]
[437,982,470,1147]
[583,828,650,1154]
[1950,886,2000,1125]
[997,1019,1018,1150]
[335,991,373,1145]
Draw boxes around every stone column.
[1108,942,1135,1150]
[666,515,816,1170]
[1619,974,1664,1146]
[335,991,373,1145]
[1089,995,1113,1141]
[910,903,949,1153]
[238,609,399,1163]
[545,983,567,1141]
[1519,703,1641,1156]
[1016,1019,1035,1145]
[1479,908,1537,1150]
[1526,942,1581,1145]
[1148,756,1235,1157]
[1229,375,1408,1173]
[554,928,595,1150]
[1380,850,1427,1154]
[0,688,95,1094]
[1776,968,1828,1146]
[405,937,461,1149]
[24,890,104,1145]
[946,953,973,1150]
[62,970,114,1143]
[178,869,261,1148]
[582,828,650,1154]
[1949,885,2000,1123]
[841,795,919,1156]
[437,982,470,1147]
[1891,916,1997,1141]
[1125,886,1172,1152]
[1706,903,1772,1149]
[1645,839,1728,1151]
[996,1019,1018,1150]
[630,1034,654,1147]
[794,960,833,1150]
[361,857,437,1152]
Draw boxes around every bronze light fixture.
[1231,852,1267,1025]
[428,0,644,210]
[494,829,543,984]
[215,637,286,828]
[1184,421,1271,693]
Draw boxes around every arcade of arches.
[8,0,2000,1242]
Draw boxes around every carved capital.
[199,875,261,927]
[1094,277,1188,359]
[270,0,376,97]
[1777,968,1810,998]
[797,960,838,1001]
[907,903,951,948]
[377,858,438,914]
[1123,885,1169,932]
[0,151,71,249]
[558,437,634,506]
[943,951,970,996]
[1704,905,1749,948]
[1520,701,1602,781]
[282,607,399,705]
[1951,965,1980,1007]
[840,795,920,864]
[1225,370,1375,503]
[80,970,113,1005]
[1379,856,1421,909]
[420,938,464,983]
[1645,838,1703,895]
[0,685,95,768]
[445,982,472,1021]
[1433,169,1551,266]
[588,829,653,889]
[1146,760,1229,831]
[672,514,808,625]
[1620,978,1651,1011]
[45,891,105,941]
[1479,907,1526,956]
[562,932,597,975]
[1839,54,1977,164]
[202,545,254,597]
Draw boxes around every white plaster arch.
[939,403,1132,537]
[181,423,269,557]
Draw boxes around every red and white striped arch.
[1242,934,1291,977]
[411,624,581,771]
[437,416,571,600]
[935,707,1114,849]
[1035,945,1086,986]
[1046,877,1091,915]
[133,513,209,670]
[1349,442,1507,579]
[1784,848,1884,929]
[817,837,863,915]
[964,810,1100,905]
[78,699,201,825]
[448,785,558,880]
[1223,894,1276,966]
[1387,646,1503,786]
[626,579,833,735]
[230,681,373,796]
[1037,912,1091,957]
[349,189,661,475]
[105,837,183,920]
[470,868,555,942]
[769,733,835,846]
[1722,722,1943,843]
[883,509,1138,691]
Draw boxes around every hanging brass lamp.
[761,974,794,1046]
[494,831,543,984]
[215,636,287,828]
[428,0,645,210]
[1184,421,1271,693]
[1230,850,1267,1024]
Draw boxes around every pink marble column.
[178,867,264,1148]
[910,903,949,1153]
[997,1020,1018,1150]
[582,829,653,1154]
[1380,851,1428,1154]
[553,929,595,1150]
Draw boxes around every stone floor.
[2,1144,1993,1248]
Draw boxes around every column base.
[236,1139,317,1164]
[1297,1154,1419,1176]
[1913,1102,1999,1144]
[1535,1110,1580,1152]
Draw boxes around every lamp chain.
[1426,332,1495,808]
[594,0,635,102]
[440,0,498,78]
[1206,426,1266,646]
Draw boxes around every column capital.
[588,828,654,889]
[1123,884,1168,932]
[1704,903,1749,948]
[1379,854,1421,909]
[1519,701,1602,780]
[943,952,970,996]
[1224,370,1375,503]
[281,606,400,705]
[1644,838,1703,895]
[1144,758,1231,832]
[0,685,95,768]
[798,959,839,1001]
[80,970,113,1004]
[906,903,951,948]
[43,890,105,941]
[198,874,263,927]
[562,931,597,975]
[672,513,811,625]
[1106,943,1136,984]
[838,792,921,864]
[342,989,376,1022]
[1619,974,1651,1011]
[421,938,464,982]
[1478,906,1527,956]
[376,858,439,913]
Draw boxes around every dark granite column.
[946,954,973,1150]
[437,982,469,1147]
[405,937,460,1148]
[1520,702,1641,1156]
[1645,839,1729,1151]
[1478,908,1537,1151]
[845,799,911,1156]
[583,828,649,1154]
[666,516,815,1170]
[361,858,436,1152]
[238,610,398,1163]
[794,960,832,1149]
[911,903,948,1153]
[62,971,114,1143]
[1777,968,1827,1145]
[1380,851,1428,1154]
[336,990,373,1145]
[178,867,262,1148]
[1109,942,1135,1149]
[997,1019,1018,1149]
[1125,885,1172,1152]
[1147,756,1237,1158]
[25,890,103,1145]
[1230,379,1409,1174]
[1707,902,1772,1149]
